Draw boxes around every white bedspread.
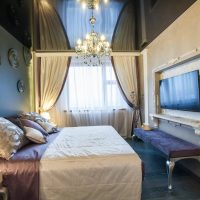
[40,126,142,200]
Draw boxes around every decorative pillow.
[19,112,59,134]
[8,117,48,137]
[21,119,49,136]
[24,126,47,144]
[0,117,28,160]
[19,112,48,122]
[36,120,59,134]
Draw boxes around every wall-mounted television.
[159,70,200,112]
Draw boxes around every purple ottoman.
[134,128,200,190]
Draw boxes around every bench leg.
[166,160,175,190]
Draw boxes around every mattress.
[39,126,142,200]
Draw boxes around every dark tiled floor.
[126,138,200,200]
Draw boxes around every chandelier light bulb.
[77,39,82,45]
[104,0,108,3]
[82,2,86,9]
[100,35,105,41]
[86,34,90,40]
[95,4,99,10]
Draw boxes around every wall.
[0,0,32,48]
[0,25,32,117]
[137,0,197,49]
[145,0,200,176]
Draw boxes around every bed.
[1,125,142,200]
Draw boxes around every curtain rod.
[34,50,141,57]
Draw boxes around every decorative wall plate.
[8,48,19,69]
[23,46,32,66]
[17,80,25,93]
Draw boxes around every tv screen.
[159,70,200,112]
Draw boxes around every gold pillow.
[0,117,28,160]
[19,112,47,122]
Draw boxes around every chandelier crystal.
[75,1,112,66]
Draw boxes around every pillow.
[36,120,59,134]
[19,112,48,122]
[19,112,59,134]
[20,119,49,136]
[8,117,48,137]
[24,126,47,144]
[0,117,28,160]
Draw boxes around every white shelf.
[150,114,200,135]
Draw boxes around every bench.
[134,128,200,190]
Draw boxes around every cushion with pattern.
[0,117,28,160]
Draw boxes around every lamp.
[40,112,51,120]
[75,0,112,66]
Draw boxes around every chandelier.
[75,0,112,66]
[78,0,109,10]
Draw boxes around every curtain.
[112,1,136,51]
[112,57,138,107]
[49,57,133,137]
[39,57,70,112]
[36,0,70,112]
[67,58,127,110]
[112,56,141,128]
[112,1,141,128]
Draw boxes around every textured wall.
[147,0,200,144]
[146,0,200,176]
[0,26,31,117]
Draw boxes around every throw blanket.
[0,133,59,200]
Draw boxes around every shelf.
[150,114,200,135]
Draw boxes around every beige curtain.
[35,0,70,113]
[112,56,141,129]
[112,1,136,51]
[39,57,69,112]
[112,1,141,129]
[112,56,139,107]
[38,0,69,50]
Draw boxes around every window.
[67,58,127,110]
